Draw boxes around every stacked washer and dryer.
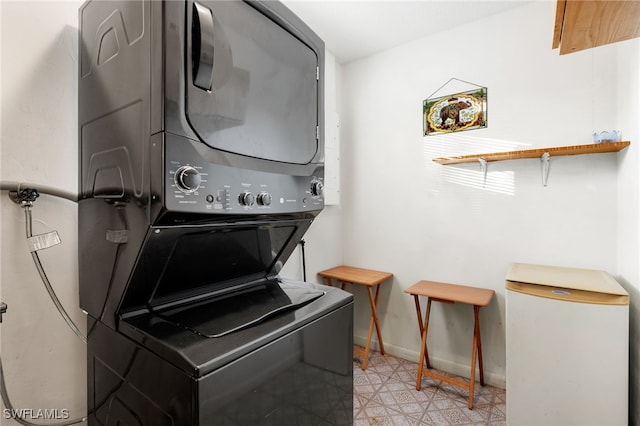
[78,1,353,424]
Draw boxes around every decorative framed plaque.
[423,86,487,136]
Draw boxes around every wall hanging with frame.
[423,79,487,136]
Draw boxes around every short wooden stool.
[405,280,494,409]
[318,266,393,370]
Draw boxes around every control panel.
[164,137,324,215]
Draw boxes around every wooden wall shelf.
[432,141,630,165]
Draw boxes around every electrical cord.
[83,199,128,340]
[0,183,87,425]
[299,239,307,281]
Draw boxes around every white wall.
[340,0,639,390]
[1,1,86,424]
[615,39,640,426]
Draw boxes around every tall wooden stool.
[405,280,494,409]
[318,266,393,370]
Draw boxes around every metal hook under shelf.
[478,158,488,187]
[541,152,551,186]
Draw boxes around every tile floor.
[353,349,506,425]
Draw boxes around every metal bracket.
[541,152,551,186]
[478,158,488,187]
[0,302,7,323]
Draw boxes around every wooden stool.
[405,280,494,409]
[318,266,393,370]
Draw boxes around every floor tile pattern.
[354,350,506,425]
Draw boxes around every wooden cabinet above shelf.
[553,0,640,55]
[432,141,630,165]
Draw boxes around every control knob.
[310,180,324,197]
[238,191,255,207]
[174,166,202,193]
[256,192,272,206]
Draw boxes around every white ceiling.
[281,1,531,63]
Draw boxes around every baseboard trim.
[353,336,506,389]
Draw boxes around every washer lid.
[506,263,629,305]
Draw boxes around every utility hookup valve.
[9,187,40,206]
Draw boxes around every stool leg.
[361,315,374,369]
[413,295,423,333]
[361,285,381,370]
[475,306,485,386]
[412,295,432,370]
[424,298,432,369]
[413,295,423,391]
[468,305,481,409]
[416,297,432,390]
[370,284,385,355]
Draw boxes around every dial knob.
[175,166,202,193]
[238,192,255,207]
[310,181,324,197]
[256,192,272,206]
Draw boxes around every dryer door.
[185,0,319,165]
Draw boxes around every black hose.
[0,184,87,425]
[0,181,77,203]
[0,357,87,426]
[24,206,87,344]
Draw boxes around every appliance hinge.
[316,66,319,81]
